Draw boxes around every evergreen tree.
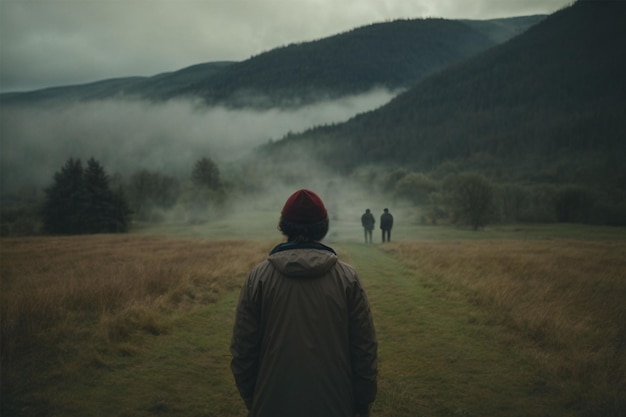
[185,157,226,223]
[42,158,86,234]
[42,157,131,234]
[192,157,221,190]
[108,186,132,232]
[84,158,113,233]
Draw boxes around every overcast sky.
[1,0,573,93]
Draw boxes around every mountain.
[0,61,235,106]
[0,16,544,108]
[174,16,544,107]
[264,0,626,190]
[461,15,551,43]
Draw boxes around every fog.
[174,176,413,243]
[0,88,397,194]
[1,88,420,240]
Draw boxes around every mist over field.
[0,87,412,240]
[0,87,398,196]
[175,176,413,243]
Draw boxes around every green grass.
[42,293,247,417]
[134,207,626,242]
[339,243,572,417]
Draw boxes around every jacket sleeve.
[348,275,378,413]
[230,270,261,405]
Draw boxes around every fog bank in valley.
[0,88,398,196]
[151,176,414,243]
[2,88,415,242]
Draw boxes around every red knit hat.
[281,189,328,224]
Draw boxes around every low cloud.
[0,88,398,195]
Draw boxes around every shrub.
[554,185,597,223]
[443,172,494,230]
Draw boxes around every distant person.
[230,189,378,417]
[380,208,394,242]
[361,208,375,243]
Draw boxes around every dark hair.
[278,217,329,242]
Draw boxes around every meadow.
[1,225,625,416]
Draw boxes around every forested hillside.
[266,0,626,190]
[0,62,235,105]
[0,17,542,108]
[175,18,526,107]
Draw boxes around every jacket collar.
[269,241,336,255]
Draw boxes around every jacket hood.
[268,242,338,278]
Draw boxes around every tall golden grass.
[381,239,626,416]
[1,235,273,414]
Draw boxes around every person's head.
[384,208,389,213]
[365,208,370,213]
[279,189,329,242]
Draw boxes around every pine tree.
[42,158,86,234]
[84,158,113,233]
[42,157,132,234]
[192,157,221,190]
[108,186,132,232]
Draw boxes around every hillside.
[0,16,543,108]
[0,61,235,106]
[461,15,548,43]
[175,17,538,107]
[264,0,626,190]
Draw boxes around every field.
[1,225,625,416]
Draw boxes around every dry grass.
[380,239,626,416]
[1,235,273,414]
[2,234,625,416]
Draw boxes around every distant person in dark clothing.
[361,209,375,243]
[380,208,393,242]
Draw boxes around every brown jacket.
[230,242,378,417]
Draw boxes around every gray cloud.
[1,0,572,93]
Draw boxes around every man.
[380,208,394,243]
[231,189,378,417]
[361,208,375,243]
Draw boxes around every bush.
[126,170,181,222]
[554,185,597,223]
[494,183,530,223]
[590,200,626,226]
[444,172,494,230]
[0,206,41,236]
[394,172,438,205]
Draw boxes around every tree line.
[2,154,625,237]
[20,156,223,236]
[372,166,626,228]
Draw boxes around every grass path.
[40,241,571,417]
[336,242,570,417]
